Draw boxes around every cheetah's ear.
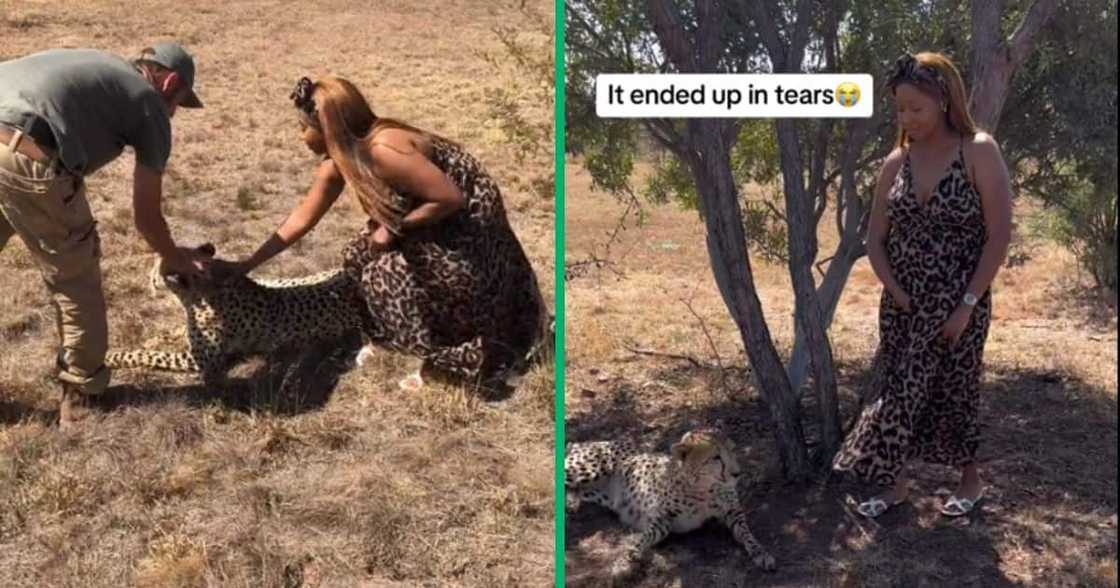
[670,441,690,464]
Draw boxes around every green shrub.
[1040,179,1118,295]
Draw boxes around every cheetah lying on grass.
[106,243,366,388]
[565,428,776,578]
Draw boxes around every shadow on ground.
[97,333,365,416]
[0,397,54,427]
[1,329,540,427]
[565,362,1118,587]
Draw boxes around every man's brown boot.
[58,384,94,430]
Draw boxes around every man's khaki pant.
[0,133,109,395]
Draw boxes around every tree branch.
[679,285,730,392]
[787,0,816,71]
[970,0,1005,74]
[623,341,704,368]
[566,7,626,65]
[743,0,786,71]
[1008,0,1061,68]
[643,119,694,166]
[646,0,697,72]
[811,120,834,226]
[722,119,744,151]
[695,0,725,71]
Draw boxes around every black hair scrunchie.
[291,76,317,116]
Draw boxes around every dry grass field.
[564,161,1117,587]
[1,1,555,586]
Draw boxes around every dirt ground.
[564,161,1117,588]
[1,2,555,586]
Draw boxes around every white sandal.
[857,495,906,519]
[398,370,424,392]
[355,344,377,367]
[940,489,985,517]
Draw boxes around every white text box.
[596,74,874,118]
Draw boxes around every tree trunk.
[970,0,1061,133]
[747,0,842,462]
[774,119,843,461]
[786,230,865,393]
[787,121,874,392]
[646,0,812,481]
[688,119,812,481]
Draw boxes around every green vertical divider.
[553,0,566,585]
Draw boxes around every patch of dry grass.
[564,160,1117,587]
[0,2,555,586]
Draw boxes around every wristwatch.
[962,292,979,306]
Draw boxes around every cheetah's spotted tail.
[105,350,201,373]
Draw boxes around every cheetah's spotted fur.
[105,244,366,387]
[565,428,776,578]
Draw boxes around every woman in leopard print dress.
[832,53,1012,518]
[215,76,546,388]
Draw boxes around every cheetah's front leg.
[195,351,233,391]
[564,442,618,513]
[724,506,776,571]
[612,518,670,580]
[565,440,632,489]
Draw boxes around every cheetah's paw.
[608,557,637,582]
[355,345,376,367]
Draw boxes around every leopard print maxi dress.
[340,137,546,382]
[833,137,992,486]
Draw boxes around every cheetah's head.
[670,427,741,483]
[149,243,218,297]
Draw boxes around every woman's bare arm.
[962,132,1013,301]
[240,159,345,273]
[867,148,909,305]
[369,131,465,234]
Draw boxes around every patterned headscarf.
[887,53,948,99]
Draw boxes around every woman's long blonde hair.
[304,76,442,233]
[889,52,979,148]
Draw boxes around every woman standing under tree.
[214,76,547,391]
[832,52,1013,518]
